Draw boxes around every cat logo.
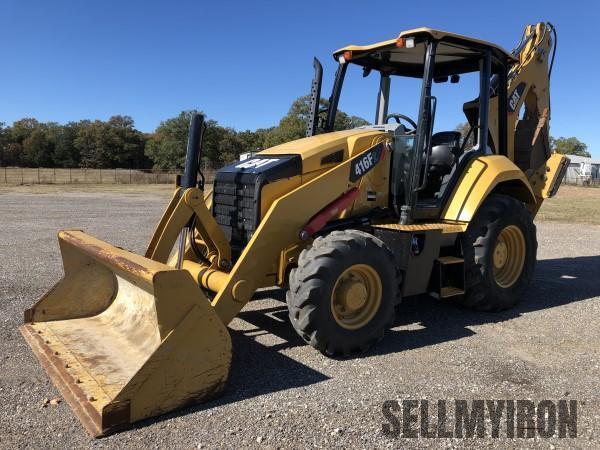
[508,82,526,113]
[349,143,384,182]
[235,158,280,169]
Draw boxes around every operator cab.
[311,28,516,223]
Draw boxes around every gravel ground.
[0,190,599,448]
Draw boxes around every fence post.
[84,168,87,183]
[69,167,72,183]
[100,169,102,184]
[37,167,40,184]
[114,168,117,183]
[129,169,132,184]
[53,167,56,184]
[4,167,6,183]
[21,168,24,184]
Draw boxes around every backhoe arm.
[488,22,567,209]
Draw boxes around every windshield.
[331,63,422,127]
[334,64,378,124]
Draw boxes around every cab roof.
[334,27,517,78]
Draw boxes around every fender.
[441,155,536,222]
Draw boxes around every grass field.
[2,183,597,225]
[537,185,600,225]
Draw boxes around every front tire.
[286,230,399,357]
[459,194,537,311]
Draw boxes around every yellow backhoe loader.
[21,22,567,436]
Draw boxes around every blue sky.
[2,0,598,157]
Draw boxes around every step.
[437,256,464,265]
[440,286,465,298]
[429,256,465,299]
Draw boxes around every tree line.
[0,96,368,170]
[1,98,589,170]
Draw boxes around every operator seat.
[420,131,463,200]
[429,131,463,176]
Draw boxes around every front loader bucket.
[20,230,232,437]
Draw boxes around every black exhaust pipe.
[181,112,205,189]
[306,58,323,137]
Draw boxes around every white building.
[564,154,600,185]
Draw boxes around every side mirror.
[434,76,448,83]
[450,74,460,83]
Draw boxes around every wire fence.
[0,167,216,185]
[562,176,600,187]
[2,167,598,188]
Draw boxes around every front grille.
[212,173,259,259]
[211,154,302,262]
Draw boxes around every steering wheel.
[385,113,417,130]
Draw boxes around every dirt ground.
[0,186,598,448]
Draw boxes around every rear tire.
[286,230,399,357]
[459,194,537,311]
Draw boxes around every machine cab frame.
[314,28,517,224]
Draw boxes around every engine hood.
[256,128,387,174]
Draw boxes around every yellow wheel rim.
[331,264,382,330]
[493,225,526,288]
